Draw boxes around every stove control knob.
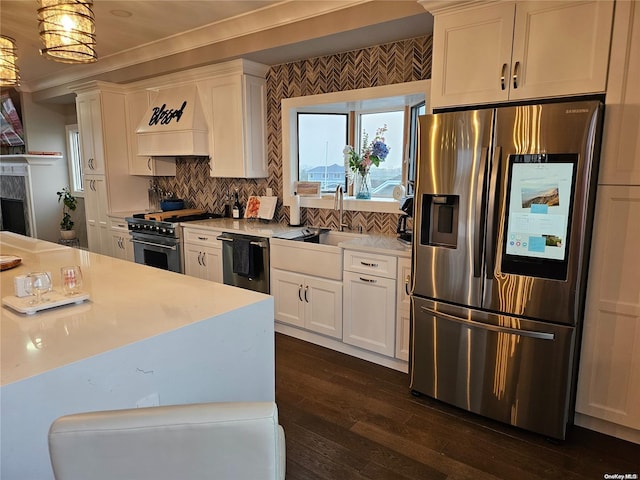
[168,229,174,235]
[161,228,166,234]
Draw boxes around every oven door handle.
[131,238,178,251]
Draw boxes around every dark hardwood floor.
[275,333,639,480]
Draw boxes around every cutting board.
[244,196,277,220]
[144,209,205,221]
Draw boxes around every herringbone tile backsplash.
[155,34,431,234]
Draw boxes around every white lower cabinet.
[109,217,133,262]
[396,257,411,361]
[343,250,397,357]
[575,186,640,442]
[183,228,222,283]
[84,175,110,256]
[271,268,343,339]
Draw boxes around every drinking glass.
[61,265,83,295]
[25,272,52,305]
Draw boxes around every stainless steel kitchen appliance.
[216,232,270,294]
[410,100,603,440]
[126,211,220,273]
[397,195,413,244]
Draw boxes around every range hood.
[136,85,209,157]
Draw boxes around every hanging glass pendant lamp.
[37,0,97,64]
[0,35,20,86]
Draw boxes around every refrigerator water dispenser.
[420,194,459,248]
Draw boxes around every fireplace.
[0,166,31,236]
[0,197,27,235]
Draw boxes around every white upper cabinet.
[429,1,614,109]
[76,93,105,175]
[125,89,176,176]
[206,73,268,178]
[598,0,640,186]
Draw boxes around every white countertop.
[338,235,411,257]
[181,217,298,237]
[0,232,270,387]
[181,218,412,257]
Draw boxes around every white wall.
[20,93,76,243]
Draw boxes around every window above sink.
[282,80,430,214]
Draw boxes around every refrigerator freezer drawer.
[410,297,575,439]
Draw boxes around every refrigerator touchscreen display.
[501,153,577,279]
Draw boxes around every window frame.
[282,80,430,214]
[353,108,406,199]
[65,124,84,197]
[296,112,348,193]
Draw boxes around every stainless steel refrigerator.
[410,100,603,440]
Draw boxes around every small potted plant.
[57,187,77,240]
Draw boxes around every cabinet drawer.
[109,218,128,231]
[183,228,222,248]
[343,250,397,279]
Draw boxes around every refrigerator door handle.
[420,306,555,340]
[485,146,501,278]
[473,146,489,278]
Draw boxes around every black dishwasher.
[216,232,270,294]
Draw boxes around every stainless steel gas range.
[126,211,221,273]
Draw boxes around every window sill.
[297,195,402,214]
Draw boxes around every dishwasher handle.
[216,235,269,248]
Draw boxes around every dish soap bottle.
[232,189,241,219]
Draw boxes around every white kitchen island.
[0,232,275,480]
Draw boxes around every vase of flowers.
[344,126,390,199]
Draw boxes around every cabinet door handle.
[197,236,208,241]
[405,274,411,296]
[201,252,207,267]
[197,252,202,266]
[304,285,309,303]
[359,277,377,284]
[512,61,520,89]
[500,63,508,90]
[298,285,303,302]
[147,158,152,171]
[360,261,378,268]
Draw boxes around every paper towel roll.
[290,193,301,226]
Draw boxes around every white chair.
[48,401,286,480]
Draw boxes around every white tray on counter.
[2,291,90,315]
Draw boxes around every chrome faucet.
[334,185,348,232]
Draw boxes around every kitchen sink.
[316,230,366,246]
[271,227,368,280]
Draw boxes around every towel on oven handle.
[232,238,255,278]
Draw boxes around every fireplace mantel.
[1,154,66,241]
[0,154,63,166]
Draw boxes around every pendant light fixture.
[37,0,97,64]
[0,35,20,86]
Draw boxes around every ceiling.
[0,1,433,103]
